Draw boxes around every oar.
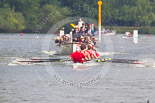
[31,58,61,61]
[31,58,70,61]
[18,58,141,64]
[18,58,70,63]
[18,60,62,63]
[18,61,47,63]
[96,58,141,64]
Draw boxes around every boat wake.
[8,57,66,66]
[8,57,34,66]
[0,57,14,65]
[98,52,126,56]
[41,50,57,55]
[135,58,155,68]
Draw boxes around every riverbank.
[104,26,155,34]
[0,26,155,34]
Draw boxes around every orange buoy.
[21,33,23,36]
[148,34,150,37]
[9,37,12,39]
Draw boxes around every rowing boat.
[16,58,140,68]
[95,30,116,36]
[72,61,101,68]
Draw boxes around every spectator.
[78,18,84,28]
[91,36,96,45]
[63,34,71,44]
[80,36,85,43]
[72,26,80,42]
[57,36,64,46]
[85,36,94,45]
[80,23,87,36]
[87,25,95,37]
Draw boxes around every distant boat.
[95,30,116,36]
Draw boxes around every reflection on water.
[0,34,155,103]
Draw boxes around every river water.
[0,33,155,103]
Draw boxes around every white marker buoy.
[133,30,138,44]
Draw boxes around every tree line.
[0,0,155,33]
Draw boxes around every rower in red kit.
[87,45,97,59]
[80,44,91,60]
[93,46,100,58]
[70,45,86,63]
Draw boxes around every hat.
[76,45,81,51]
[65,34,70,37]
[80,36,84,39]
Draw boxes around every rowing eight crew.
[70,44,100,63]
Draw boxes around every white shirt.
[78,21,84,28]
[88,29,91,34]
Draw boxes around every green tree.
[0,7,25,32]
[38,4,71,32]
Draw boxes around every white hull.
[95,30,116,36]
[72,61,101,68]
[102,30,116,36]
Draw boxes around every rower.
[70,45,86,63]
[92,46,100,58]
[80,44,91,60]
[87,45,99,59]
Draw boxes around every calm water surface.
[0,33,155,103]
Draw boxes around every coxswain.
[70,45,86,63]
